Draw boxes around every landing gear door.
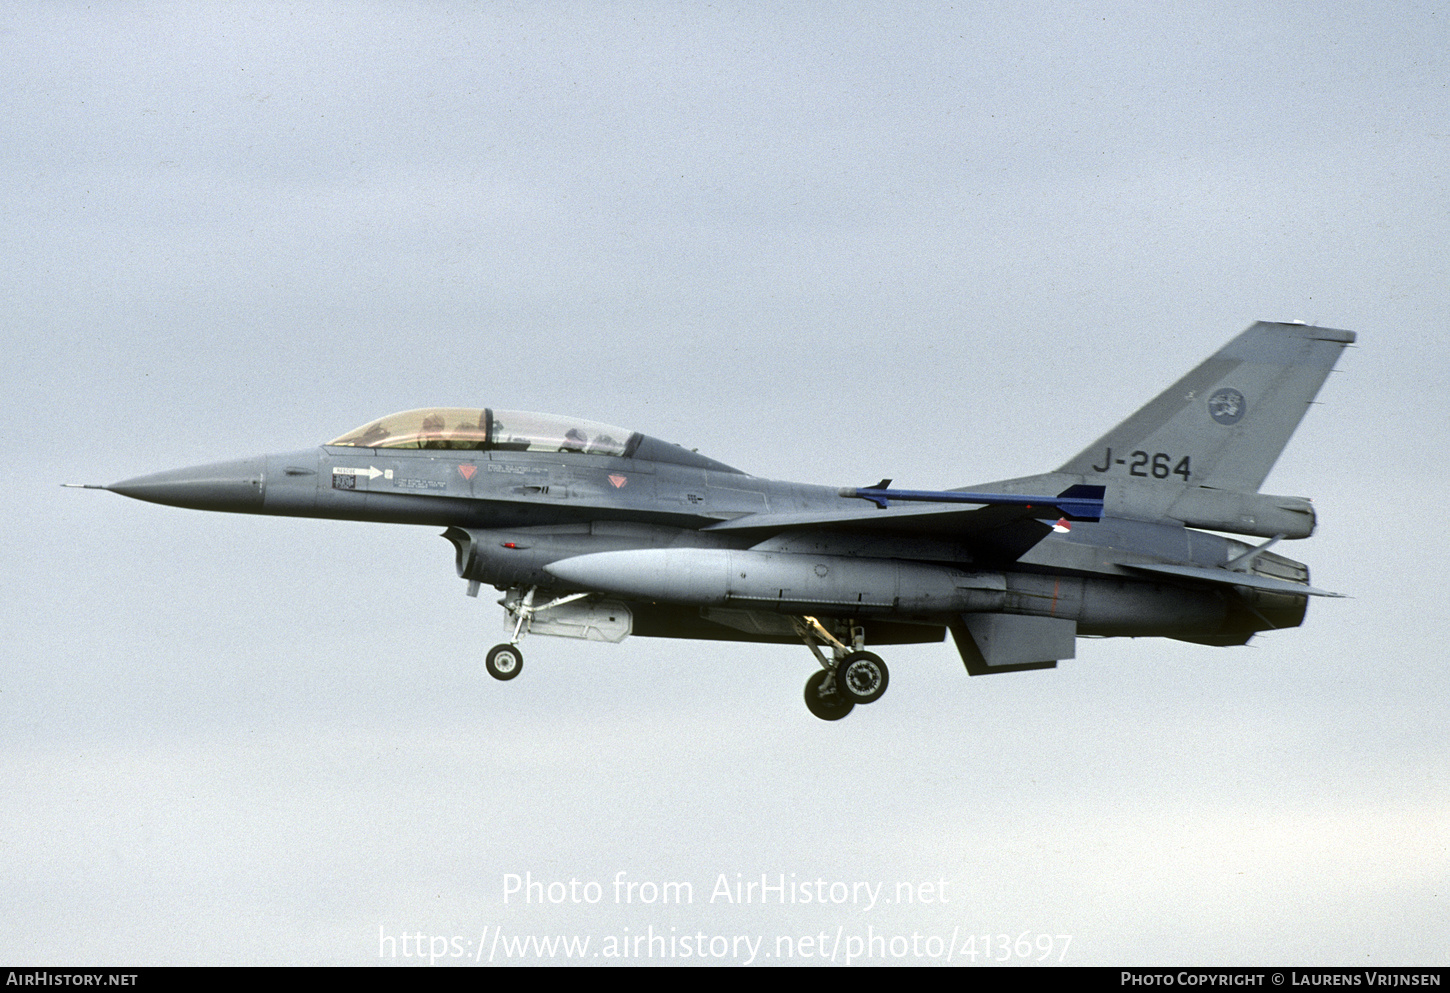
[523,600,633,643]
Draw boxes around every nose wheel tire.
[836,651,889,704]
[803,669,855,721]
[486,644,523,681]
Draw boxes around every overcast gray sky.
[4,1,1447,966]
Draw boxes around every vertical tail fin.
[1056,322,1355,493]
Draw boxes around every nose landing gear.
[485,643,523,680]
[483,585,592,682]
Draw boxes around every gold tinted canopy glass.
[327,408,635,456]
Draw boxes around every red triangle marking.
[608,474,627,489]
[458,465,477,480]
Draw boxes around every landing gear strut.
[794,617,891,721]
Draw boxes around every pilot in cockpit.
[419,412,448,449]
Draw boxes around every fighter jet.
[74,322,1353,720]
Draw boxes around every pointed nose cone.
[108,456,266,513]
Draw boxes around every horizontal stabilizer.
[1122,562,1343,598]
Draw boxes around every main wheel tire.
[485,644,523,681]
[803,669,854,721]
[836,651,889,704]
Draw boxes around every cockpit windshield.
[327,408,638,457]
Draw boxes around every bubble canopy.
[327,408,639,456]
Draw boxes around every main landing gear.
[483,585,592,682]
[795,617,890,721]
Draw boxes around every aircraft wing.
[703,485,1101,542]
[702,502,1043,536]
[1120,562,1344,598]
[701,501,1079,561]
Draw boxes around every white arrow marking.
[333,466,393,480]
